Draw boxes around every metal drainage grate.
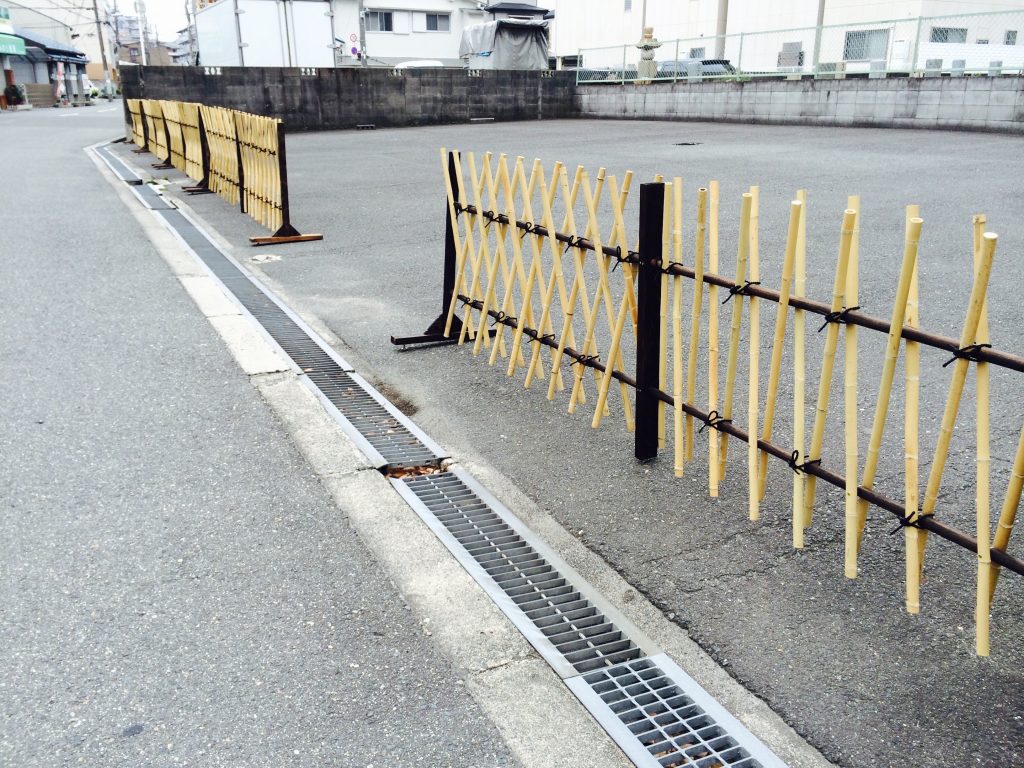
[567,655,787,768]
[135,197,445,469]
[392,467,651,679]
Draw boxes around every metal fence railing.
[576,9,1024,84]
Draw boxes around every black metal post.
[391,150,466,346]
[634,182,665,462]
[184,109,213,194]
[234,112,246,214]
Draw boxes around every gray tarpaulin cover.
[459,19,549,70]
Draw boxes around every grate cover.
[567,655,787,768]
[392,467,653,679]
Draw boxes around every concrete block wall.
[120,66,577,131]
[577,76,1024,134]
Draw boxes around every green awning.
[0,33,26,56]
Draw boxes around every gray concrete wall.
[120,66,577,131]
[578,76,1024,134]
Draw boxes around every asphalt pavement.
[149,117,1024,768]
[0,106,518,766]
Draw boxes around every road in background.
[0,108,518,766]
[154,118,1024,768]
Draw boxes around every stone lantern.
[636,26,661,84]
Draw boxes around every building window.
[843,28,889,60]
[976,38,989,45]
[930,27,967,44]
[688,46,705,58]
[130,47,139,56]
[366,11,393,32]
[1006,30,1018,45]
[624,0,631,11]
[426,13,449,32]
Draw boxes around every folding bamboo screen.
[131,100,320,246]
[436,147,1023,656]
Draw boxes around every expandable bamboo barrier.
[126,98,146,149]
[140,99,169,164]
[127,100,320,246]
[421,147,1024,655]
[159,99,187,175]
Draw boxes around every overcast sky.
[141,0,189,39]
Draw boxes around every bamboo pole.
[658,181,675,448]
[687,188,707,463]
[904,205,923,614]
[673,181,685,476]
[989,422,1024,600]
[855,212,922,576]
[802,209,858,527]
[473,154,512,357]
[759,200,801,500]
[508,159,545,374]
[843,195,861,578]
[570,173,634,427]
[718,192,753,481]
[546,167,597,401]
[708,181,721,498]
[748,186,761,521]
[973,214,992,656]
[916,232,997,575]
[490,157,531,370]
[793,190,808,546]
[524,162,569,389]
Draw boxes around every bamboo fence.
[439,147,1023,654]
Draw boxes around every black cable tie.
[665,261,685,274]
[942,342,992,368]
[787,450,803,474]
[610,246,625,273]
[889,511,928,536]
[698,410,731,434]
[721,280,761,304]
[817,305,861,332]
[519,222,532,239]
[490,311,507,327]
[539,333,556,345]
[577,354,600,367]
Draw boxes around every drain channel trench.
[94,140,790,768]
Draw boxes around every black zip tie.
[610,246,625,273]
[577,354,600,367]
[490,311,507,327]
[817,305,861,332]
[890,511,927,535]
[519,222,532,239]
[942,342,992,368]
[665,261,685,274]
[787,450,802,474]
[698,410,731,434]
[539,333,556,345]
[721,280,761,304]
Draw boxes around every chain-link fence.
[575,9,1024,84]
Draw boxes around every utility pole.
[136,0,147,65]
[91,0,113,98]
[358,0,367,66]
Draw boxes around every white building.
[552,0,1024,74]
[194,0,548,67]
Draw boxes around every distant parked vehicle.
[656,59,736,77]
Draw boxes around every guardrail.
[399,148,1024,657]
[576,9,1024,84]
[128,99,322,246]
